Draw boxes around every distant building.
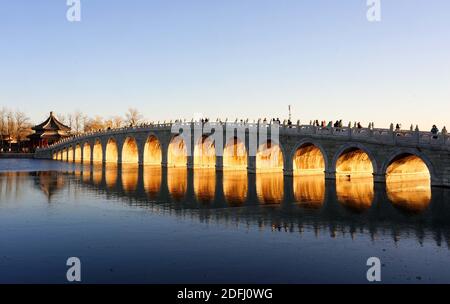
[0,134,12,152]
[28,112,71,150]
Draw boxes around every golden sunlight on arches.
[122,137,139,164]
[167,135,187,167]
[223,171,248,206]
[194,136,216,168]
[143,166,162,199]
[256,140,283,172]
[386,154,431,183]
[74,144,82,162]
[256,173,284,204]
[293,175,325,209]
[93,140,103,162]
[52,152,57,160]
[386,180,431,213]
[58,151,63,161]
[83,143,91,164]
[144,136,162,165]
[167,167,187,201]
[62,148,67,161]
[336,148,373,178]
[194,169,216,203]
[223,137,247,170]
[105,163,118,188]
[293,144,325,175]
[121,164,139,192]
[67,147,74,162]
[105,138,118,163]
[336,178,374,212]
[82,169,90,183]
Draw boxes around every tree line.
[0,107,144,146]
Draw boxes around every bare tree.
[73,111,85,134]
[112,115,124,129]
[13,111,31,149]
[84,116,105,132]
[0,107,7,150]
[125,108,143,126]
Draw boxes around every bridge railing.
[36,121,450,151]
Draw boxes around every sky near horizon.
[0,0,449,129]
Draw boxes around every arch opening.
[144,135,162,165]
[83,143,91,163]
[194,136,216,168]
[256,140,283,172]
[167,135,187,167]
[52,152,57,160]
[293,143,325,176]
[121,137,139,164]
[385,153,431,213]
[58,150,63,161]
[336,148,373,178]
[62,148,68,161]
[223,137,247,170]
[74,144,82,162]
[67,147,74,162]
[105,138,118,163]
[92,140,102,162]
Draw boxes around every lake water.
[0,159,449,283]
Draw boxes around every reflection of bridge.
[34,122,450,187]
[31,165,450,247]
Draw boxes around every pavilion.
[28,112,71,150]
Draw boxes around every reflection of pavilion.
[31,171,66,202]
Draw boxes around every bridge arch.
[194,135,216,168]
[92,139,103,162]
[52,151,57,160]
[121,136,139,164]
[223,136,247,170]
[167,134,187,167]
[333,143,378,177]
[382,148,433,183]
[144,134,162,165]
[105,138,119,163]
[74,144,82,162]
[83,142,91,163]
[291,140,328,175]
[67,145,74,162]
[256,139,284,172]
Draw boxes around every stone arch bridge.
[34,122,450,187]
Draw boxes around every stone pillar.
[247,155,256,174]
[373,173,386,183]
[215,155,223,171]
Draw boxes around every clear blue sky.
[1,0,449,129]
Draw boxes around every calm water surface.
[1,159,450,283]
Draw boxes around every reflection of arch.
[83,142,91,163]
[74,144,82,162]
[292,141,327,175]
[143,166,162,199]
[194,136,216,168]
[167,135,187,167]
[293,175,325,208]
[223,171,248,206]
[334,143,377,177]
[386,180,431,213]
[167,168,187,201]
[121,164,139,192]
[105,138,118,163]
[67,146,74,162]
[382,149,432,183]
[256,140,284,172]
[121,137,139,164]
[336,179,374,212]
[256,173,284,204]
[223,137,247,170]
[92,140,103,162]
[194,169,215,202]
[144,135,162,165]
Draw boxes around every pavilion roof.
[32,112,71,132]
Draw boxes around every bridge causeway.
[34,122,450,187]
